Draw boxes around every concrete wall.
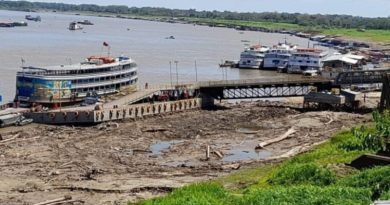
[29,98,202,125]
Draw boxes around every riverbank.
[133,110,390,205]
[0,100,371,204]
[52,10,390,46]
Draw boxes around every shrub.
[268,163,336,186]
[338,166,390,200]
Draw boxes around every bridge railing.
[196,77,330,88]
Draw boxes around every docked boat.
[77,20,94,25]
[69,22,83,30]
[25,15,41,22]
[287,48,328,74]
[238,45,269,69]
[263,43,297,70]
[15,56,138,107]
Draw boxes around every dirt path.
[0,101,371,205]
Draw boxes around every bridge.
[197,78,334,101]
[335,68,390,85]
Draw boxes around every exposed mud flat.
[0,101,371,205]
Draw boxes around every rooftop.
[22,56,134,72]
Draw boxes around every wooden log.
[325,115,334,125]
[33,195,72,205]
[212,150,224,159]
[206,145,210,161]
[221,163,240,170]
[255,128,296,149]
[0,134,20,144]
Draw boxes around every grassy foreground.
[131,111,390,205]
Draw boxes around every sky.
[23,0,390,17]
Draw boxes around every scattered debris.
[0,101,370,204]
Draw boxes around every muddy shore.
[0,101,372,205]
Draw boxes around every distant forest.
[1,0,390,30]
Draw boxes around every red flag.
[103,42,109,47]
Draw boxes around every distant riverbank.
[44,10,390,46]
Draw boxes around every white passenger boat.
[263,43,297,70]
[287,48,328,74]
[15,56,138,107]
[238,45,269,69]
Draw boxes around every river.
[0,10,329,102]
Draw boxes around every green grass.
[188,18,304,30]
[338,166,390,199]
[132,183,236,205]
[268,163,337,186]
[380,190,390,200]
[240,185,372,205]
[321,28,390,44]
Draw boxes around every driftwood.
[0,134,20,144]
[33,196,72,205]
[50,200,84,205]
[206,145,210,161]
[221,163,241,170]
[212,150,224,159]
[141,126,169,132]
[325,115,334,125]
[255,128,296,149]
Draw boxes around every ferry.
[15,56,138,107]
[263,43,297,70]
[287,48,328,74]
[238,45,269,69]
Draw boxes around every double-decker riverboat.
[15,56,138,107]
[238,45,269,69]
[287,48,328,74]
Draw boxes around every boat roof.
[22,56,134,71]
[323,53,364,65]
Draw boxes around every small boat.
[219,60,239,68]
[25,15,41,22]
[241,40,250,43]
[12,21,28,27]
[165,36,175,39]
[77,20,94,25]
[0,22,14,27]
[69,22,83,30]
